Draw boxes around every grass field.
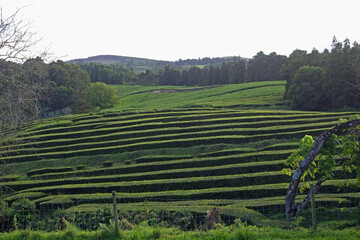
[2,225,360,240]
[1,81,359,233]
[112,81,287,110]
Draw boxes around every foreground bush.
[1,224,360,240]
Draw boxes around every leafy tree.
[267,52,287,81]
[322,38,360,110]
[85,82,120,110]
[50,86,76,110]
[184,67,201,86]
[159,66,182,85]
[80,62,124,84]
[48,61,91,113]
[220,62,231,84]
[282,50,309,99]
[287,65,324,110]
[208,65,221,85]
[138,69,158,86]
[283,38,360,110]
[230,57,247,84]
[11,198,36,230]
[248,51,286,82]
[199,67,209,86]
[284,116,360,225]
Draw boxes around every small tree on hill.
[85,82,120,110]
[284,116,360,226]
[287,65,324,110]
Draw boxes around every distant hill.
[67,54,241,71]
[67,55,172,68]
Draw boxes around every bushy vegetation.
[1,107,359,234]
[1,223,360,240]
[77,53,285,87]
[283,38,360,111]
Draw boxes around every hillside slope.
[67,54,236,71]
[0,82,359,227]
[112,81,287,110]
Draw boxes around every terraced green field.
[1,81,359,227]
[112,81,287,110]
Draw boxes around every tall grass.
[1,225,360,240]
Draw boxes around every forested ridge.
[0,59,119,130]
[283,38,360,111]
[76,53,286,86]
[1,37,359,132]
[72,37,360,112]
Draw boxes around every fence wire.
[1,191,360,232]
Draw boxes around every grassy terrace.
[1,82,359,226]
[113,82,286,109]
[0,111,352,162]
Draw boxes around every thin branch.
[295,179,324,217]
[0,6,43,62]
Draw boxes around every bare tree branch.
[0,6,42,62]
[0,7,51,182]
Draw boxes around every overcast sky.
[2,0,360,61]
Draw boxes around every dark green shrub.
[0,200,12,231]
[318,220,358,230]
[27,167,74,177]
[76,165,85,170]
[102,161,113,168]
[11,198,37,230]
[0,175,20,182]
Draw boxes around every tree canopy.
[78,54,284,87]
[85,82,120,110]
[283,38,360,111]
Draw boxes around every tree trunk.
[285,119,360,225]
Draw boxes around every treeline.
[283,37,360,111]
[0,58,119,127]
[79,53,287,86]
[175,57,230,66]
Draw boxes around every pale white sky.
[2,0,360,61]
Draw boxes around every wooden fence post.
[112,191,120,235]
[310,183,317,231]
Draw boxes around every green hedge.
[23,179,359,203]
[0,175,20,181]
[7,170,290,193]
[5,118,338,157]
[21,108,313,136]
[9,114,342,150]
[4,192,46,202]
[6,160,288,191]
[60,197,352,217]
[36,191,360,212]
[11,111,351,148]
[261,142,299,151]
[23,165,354,194]
[22,173,360,198]
[0,127,326,163]
[23,180,291,199]
[31,150,291,179]
[27,167,74,176]
[134,155,193,164]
